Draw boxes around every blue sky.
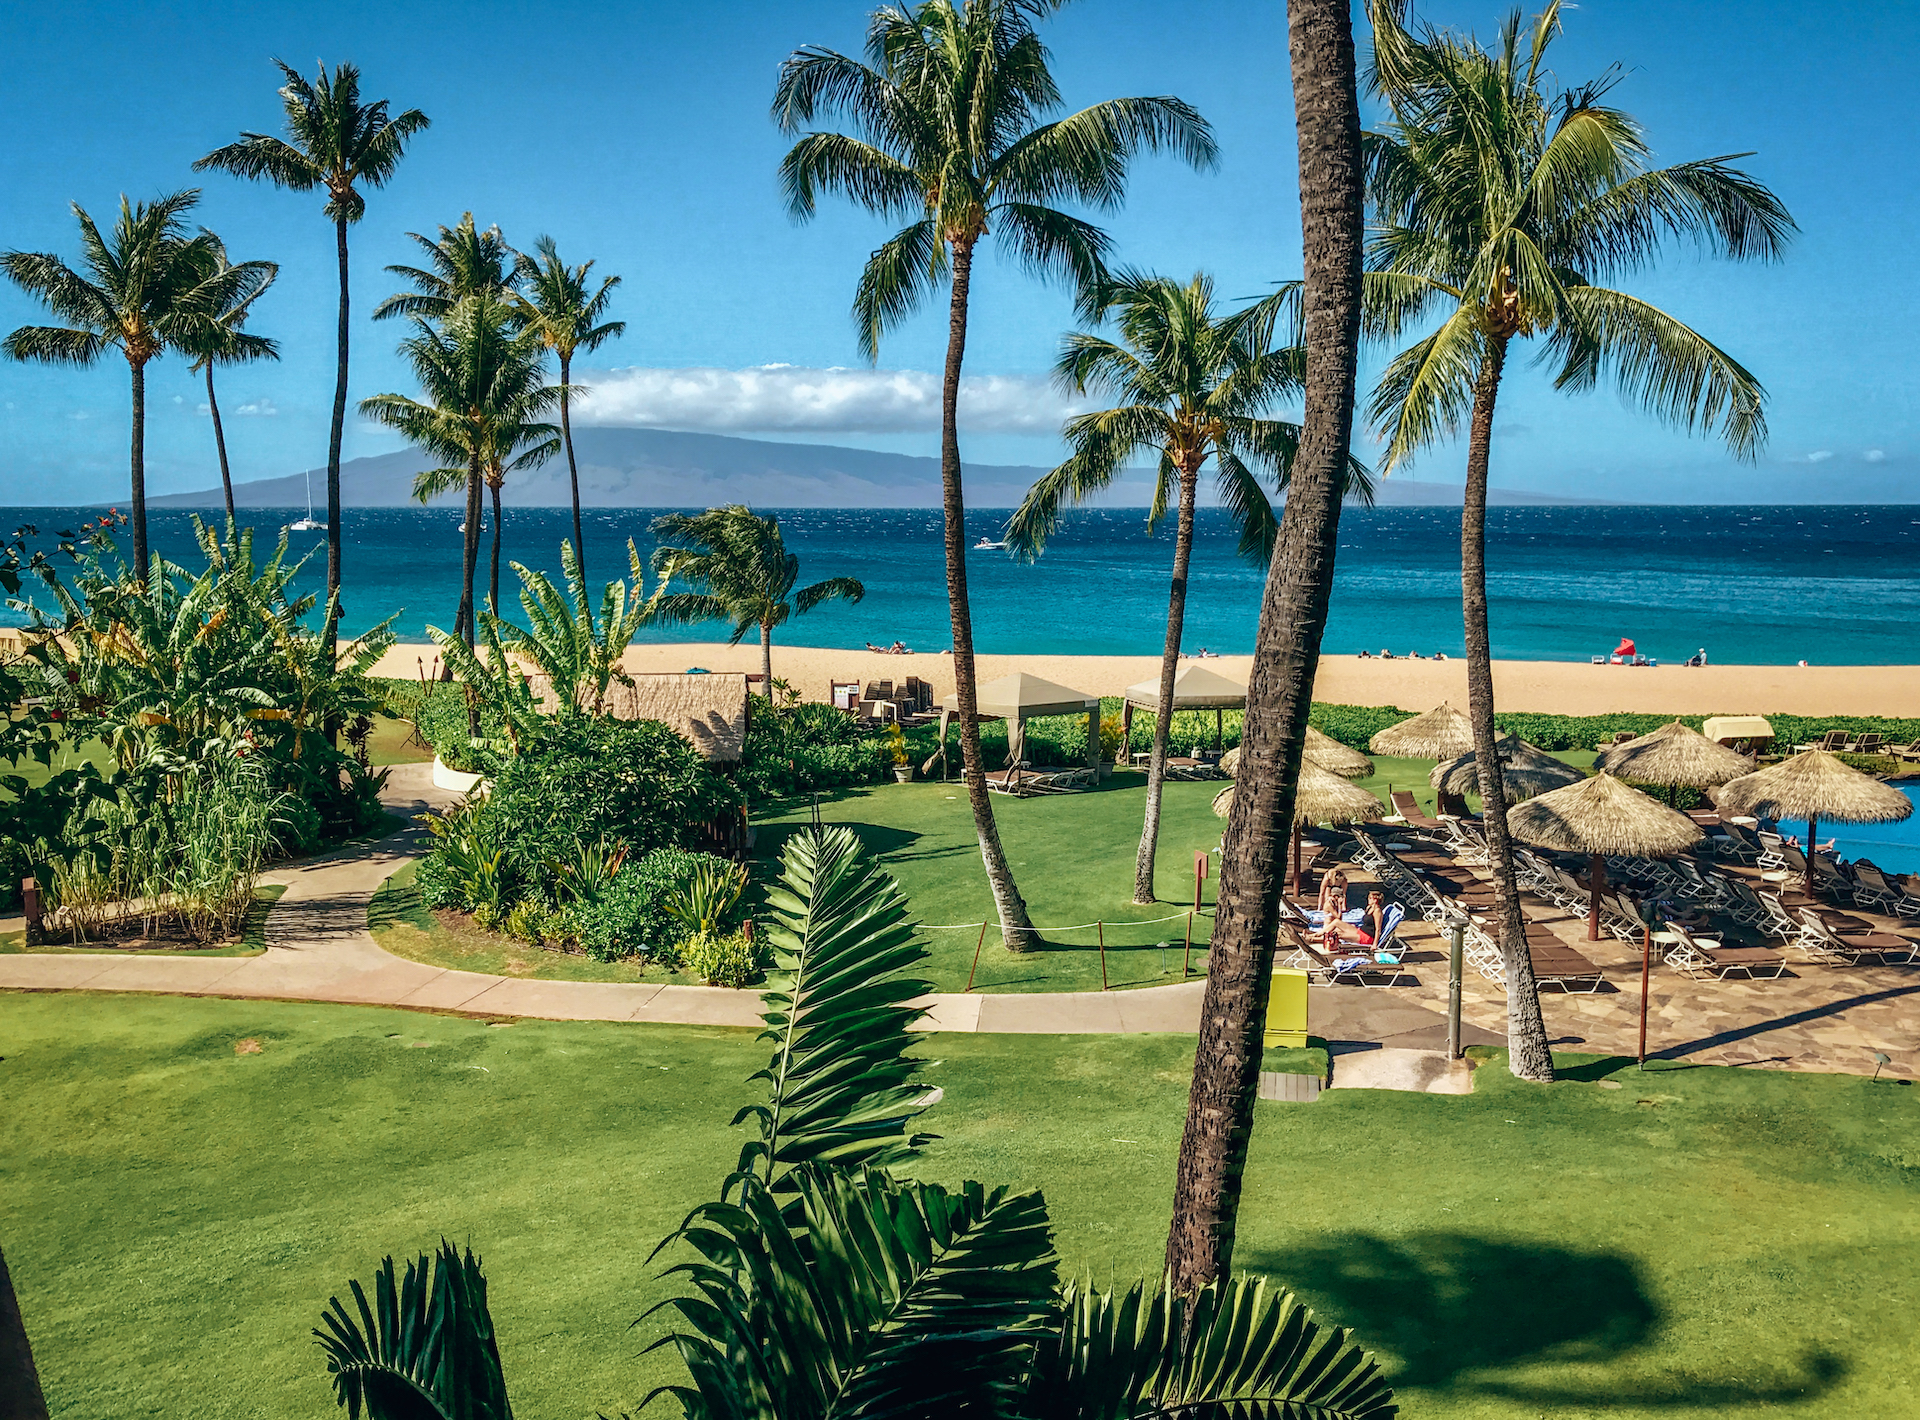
[0,0,1914,505]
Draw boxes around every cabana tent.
[935,672,1100,777]
[1121,663,1246,753]
[1701,715,1774,754]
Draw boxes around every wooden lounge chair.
[1850,733,1885,755]
[1794,729,1849,753]
[1662,923,1786,980]
[1850,860,1920,916]
[1529,935,1607,992]
[1389,790,1446,833]
[1793,908,1915,967]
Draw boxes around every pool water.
[1774,785,1920,874]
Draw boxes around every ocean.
[5,504,1919,666]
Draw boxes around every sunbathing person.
[1326,890,1389,947]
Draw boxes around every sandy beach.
[371,640,1920,718]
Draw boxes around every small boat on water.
[973,536,1008,550]
[288,467,326,532]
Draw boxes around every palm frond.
[1365,305,1486,472]
[852,219,944,363]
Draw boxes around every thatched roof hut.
[531,671,749,762]
[1599,720,1753,787]
[1712,749,1913,828]
[1220,726,1373,781]
[1368,702,1476,759]
[1430,743,1584,799]
[1211,761,1385,825]
[1507,771,1702,939]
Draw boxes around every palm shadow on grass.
[1242,1232,1846,1410]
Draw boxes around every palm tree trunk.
[1165,0,1364,1293]
[487,479,503,615]
[128,357,149,581]
[761,622,774,696]
[561,352,585,591]
[1462,335,1555,1083]
[326,214,350,660]
[457,455,481,650]
[941,237,1037,951]
[0,1244,48,1420]
[1134,468,1199,903]
[206,364,235,529]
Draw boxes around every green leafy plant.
[489,539,652,717]
[681,928,762,988]
[661,858,745,939]
[418,801,513,917]
[550,838,627,906]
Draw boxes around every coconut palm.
[2,191,271,579]
[511,236,624,587]
[195,60,430,653]
[177,236,280,528]
[648,506,864,692]
[372,212,515,324]
[774,0,1215,950]
[1165,0,1373,1294]
[1363,0,1794,1082]
[489,539,651,717]
[360,294,558,642]
[1008,271,1374,905]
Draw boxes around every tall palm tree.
[2,191,270,579]
[360,294,557,642]
[649,506,865,691]
[1363,0,1793,1082]
[0,1241,48,1420]
[372,212,515,324]
[1165,0,1372,1294]
[774,0,1216,950]
[1008,271,1372,905]
[177,236,280,528]
[512,236,624,587]
[195,60,430,655]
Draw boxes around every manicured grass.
[0,884,284,956]
[3,992,1913,1419]
[365,712,435,767]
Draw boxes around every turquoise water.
[6,504,1919,665]
[1777,787,1920,874]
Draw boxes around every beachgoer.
[1434,652,1448,661]
[1358,649,1373,659]
[1314,869,1348,933]
[1380,649,1395,660]
[1329,890,1387,947]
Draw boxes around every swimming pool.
[1774,785,1920,874]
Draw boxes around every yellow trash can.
[1264,967,1309,1050]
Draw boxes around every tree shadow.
[753,818,925,864]
[1240,1231,1848,1409]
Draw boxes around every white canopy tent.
[1121,663,1247,753]
[935,671,1101,777]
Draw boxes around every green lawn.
[2,992,1912,1419]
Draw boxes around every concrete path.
[0,764,1474,1065]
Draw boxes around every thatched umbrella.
[1222,726,1373,781]
[1598,720,1753,804]
[1213,761,1384,895]
[1713,749,1914,896]
[1507,771,1703,942]
[1430,744,1584,801]
[1368,701,1476,759]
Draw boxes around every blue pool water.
[5,503,1920,665]
[1776,786,1920,874]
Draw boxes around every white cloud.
[572,364,1088,435]
[171,394,184,405]
[1864,448,1887,463]
[234,397,278,417]
[67,410,89,421]
[1807,449,1833,463]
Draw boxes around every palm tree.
[195,60,430,655]
[177,236,280,528]
[1008,271,1373,905]
[512,236,624,586]
[489,539,652,716]
[1363,0,1793,1083]
[0,1241,48,1420]
[2,191,270,579]
[648,506,864,692]
[774,0,1216,950]
[1165,0,1372,1294]
[372,211,515,324]
[360,294,557,642]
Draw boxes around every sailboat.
[288,465,325,532]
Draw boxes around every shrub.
[549,846,738,964]
[682,927,763,987]
[409,682,508,773]
[736,699,889,803]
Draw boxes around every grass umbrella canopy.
[1369,702,1476,759]
[1221,727,1372,780]
[1211,762,1385,824]
[1712,749,1914,827]
[1507,771,1704,858]
[1430,746,1585,799]
[1599,720,1754,787]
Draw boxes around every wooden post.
[1588,851,1606,942]
[1806,815,1818,898]
[1097,921,1108,991]
[21,877,43,948]
[1638,923,1653,1069]
[965,921,988,992]
[1214,707,1223,751]
[1193,851,1209,912]
[1182,910,1194,977]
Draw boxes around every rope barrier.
[917,911,1202,932]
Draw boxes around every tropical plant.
[1361,0,1793,1082]
[424,613,542,752]
[372,211,515,324]
[661,856,746,940]
[361,293,559,636]
[196,59,431,652]
[490,539,651,716]
[648,506,864,691]
[417,800,514,919]
[1166,0,1373,1293]
[774,0,1216,951]
[175,236,280,527]
[681,927,763,988]
[1009,270,1375,904]
[1,192,272,578]
[511,236,625,583]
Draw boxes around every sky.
[0,0,1915,506]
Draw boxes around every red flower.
[49,710,63,722]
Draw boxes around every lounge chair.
[1850,733,1885,755]
[1850,860,1920,916]
[1530,936,1607,992]
[1283,905,1414,987]
[1662,922,1786,980]
[1388,790,1446,833]
[1793,908,1915,966]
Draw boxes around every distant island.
[148,426,1606,510]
